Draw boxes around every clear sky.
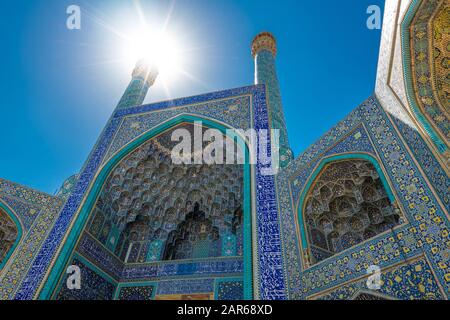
[0,0,384,194]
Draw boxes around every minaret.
[252,32,293,168]
[116,59,159,109]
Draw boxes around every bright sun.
[124,29,183,83]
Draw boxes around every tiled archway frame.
[401,0,449,154]
[0,201,23,271]
[295,153,400,262]
[13,85,287,300]
[0,181,64,300]
[50,114,253,300]
[276,96,449,299]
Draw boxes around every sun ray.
[177,68,211,90]
[133,0,149,31]
[162,0,176,33]
[81,6,130,41]
[160,81,173,101]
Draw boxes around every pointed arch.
[0,201,23,271]
[41,114,254,300]
[401,0,449,155]
[296,153,400,266]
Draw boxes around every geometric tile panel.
[215,279,244,300]
[117,285,154,300]
[156,279,214,295]
[316,257,444,300]
[392,116,450,212]
[55,257,116,300]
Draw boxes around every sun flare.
[123,29,184,83]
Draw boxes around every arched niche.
[401,0,450,157]
[0,202,22,271]
[43,114,253,300]
[86,122,246,264]
[297,154,401,266]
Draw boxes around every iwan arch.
[0,0,449,300]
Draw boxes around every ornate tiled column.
[252,32,293,168]
[116,59,159,109]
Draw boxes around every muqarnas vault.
[0,0,449,300]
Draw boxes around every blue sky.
[0,0,384,194]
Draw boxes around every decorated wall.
[0,85,289,300]
[0,180,64,299]
[276,96,449,300]
[0,0,449,301]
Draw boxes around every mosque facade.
[0,0,449,300]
